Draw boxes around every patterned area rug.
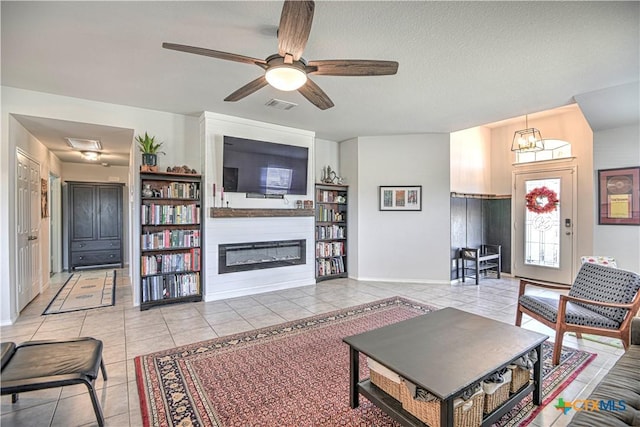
[135,297,594,427]
[43,270,116,314]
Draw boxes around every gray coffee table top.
[343,307,548,400]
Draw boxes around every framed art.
[598,167,640,225]
[379,186,422,211]
[41,178,49,218]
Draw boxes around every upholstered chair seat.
[515,262,640,365]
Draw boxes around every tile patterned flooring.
[0,269,626,426]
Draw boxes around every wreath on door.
[525,186,559,214]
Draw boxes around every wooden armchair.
[515,262,640,365]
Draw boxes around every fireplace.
[219,239,306,274]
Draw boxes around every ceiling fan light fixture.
[265,64,307,91]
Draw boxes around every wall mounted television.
[222,136,309,195]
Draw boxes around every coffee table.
[343,307,548,427]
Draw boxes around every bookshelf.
[315,183,348,281]
[139,172,203,310]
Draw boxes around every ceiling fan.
[162,0,398,110]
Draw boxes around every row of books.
[316,205,346,222]
[141,203,200,225]
[141,272,200,302]
[145,182,200,199]
[316,225,345,240]
[316,257,345,276]
[316,190,346,203]
[141,248,201,275]
[141,229,200,250]
[316,241,345,258]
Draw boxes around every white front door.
[513,167,576,284]
[16,150,41,312]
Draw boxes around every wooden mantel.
[209,208,314,218]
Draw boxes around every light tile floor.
[0,269,626,426]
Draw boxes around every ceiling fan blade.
[163,42,266,67]
[278,1,315,61]
[224,76,269,102]
[307,60,399,76]
[298,78,334,110]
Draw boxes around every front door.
[513,167,576,284]
[16,150,41,311]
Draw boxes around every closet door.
[97,185,122,240]
[69,184,97,242]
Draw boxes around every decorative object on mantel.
[525,186,559,214]
[321,165,344,184]
[166,165,197,174]
[136,132,165,172]
[511,114,544,152]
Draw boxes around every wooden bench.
[459,244,501,285]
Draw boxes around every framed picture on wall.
[41,178,49,218]
[598,166,640,225]
[379,186,422,211]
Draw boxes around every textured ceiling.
[2,1,639,158]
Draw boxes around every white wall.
[315,138,340,183]
[1,86,199,324]
[593,124,640,272]
[343,134,451,283]
[450,126,492,194]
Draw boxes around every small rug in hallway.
[135,297,595,427]
[43,270,116,315]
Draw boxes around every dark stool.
[1,337,107,426]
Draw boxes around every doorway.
[513,167,577,284]
[16,149,41,312]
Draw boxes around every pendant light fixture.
[511,115,544,152]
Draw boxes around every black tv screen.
[222,136,309,195]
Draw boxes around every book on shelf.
[142,272,200,303]
[141,229,200,250]
[140,248,201,275]
[316,241,345,258]
[315,205,346,222]
[316,224,345,240]
[141,204,201,225]
[315,257,345,277]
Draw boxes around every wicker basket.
[508,365,531,393]
[482,369,511,414]
[367,358,401,401]
[399,380,484,427]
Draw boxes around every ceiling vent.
[265,98,297,111]
[65,137,102,151]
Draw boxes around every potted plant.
[136,132,165,172]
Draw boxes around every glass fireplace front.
[219,239,306,274]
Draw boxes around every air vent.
[65,138,102,151]
[265,98,297,111]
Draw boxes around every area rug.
[135,297,595,427]
[43,270,116,314]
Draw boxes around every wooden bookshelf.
[139,172,203,310]
[315,183,348,281]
